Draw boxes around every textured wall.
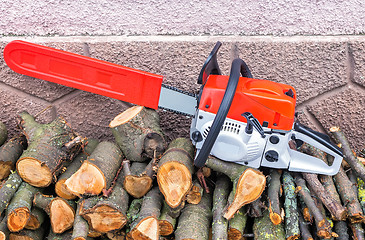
[1,0,365,36]
[0,0,364,152]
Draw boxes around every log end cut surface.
[82,205,127,233]
[131,216,159,240]
[9,235,33,240]
[109,106,144,128]
[8,208,30,232]
[0,232,6,240]
[50,198,75,233]
[228,228,243,240]
[124,175,153,198]
[159,220,174,236]
[224,168,266,220]
[16,158,52,187]
[55,179,76,200]
[65,161,106,196]
[157,162,192,208]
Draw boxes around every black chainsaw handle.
[194,58,251,168]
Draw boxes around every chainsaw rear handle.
[194,58,252,168]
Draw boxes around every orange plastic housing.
[198,75,296,131]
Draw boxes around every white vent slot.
[202,121,241,139]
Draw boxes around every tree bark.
[65,141,123,196]
[205,156,266,220]
[6,182,38,232]
[0,216,9,240]
[80,169,129,233]
[0,136,25,180]
[334,221,350,240]
[282,171,300,240]
[350,223,365,240]
[0,171,23,215]
[157,138,195,209]
[333,166,364,223]
[267,169,282,225]
[110,106,165,162]
[16,112,83,187]
[175,192,212,240]
[212,175,229,240]
[158,202,176,236]
[330,127,365,182]
[106,229,126,240]
[253,209,285,240]
[130,186,163,240]
[33,192,75,234]
[227,208,247,240]
[0,121,7,147]
[72,201,89,240]
[55,139,99,200]
[122,159,155,198]
[298,213,313,240]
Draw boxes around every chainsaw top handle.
[194,58,252,168]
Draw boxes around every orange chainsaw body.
[199,75,296,131]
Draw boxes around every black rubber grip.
[194,58,252,167]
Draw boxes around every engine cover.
[191,110,267,168]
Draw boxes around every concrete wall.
[0,1,364,152]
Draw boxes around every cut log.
[6,182,38,232]
[130,186,163,240]
[16,112,83,187]
[267,169,282,225]
[122,159,155,198]
[0,216,9,240]
[282,171,300,240]
[186,178,203,205]
[175,192,212,240]
[253,209,285,240]
[65,141,123,196]
[299,143,347,221]
[157,138,195,209]
[158,202,176,236]
[294,174,332,239]
[33,193,75,234]
[330,127,365,182]
[350,223,365,240]
[72,201,89,240]
[110,106,165,162]
[227,208,247,240]
[0,171,23,215]
[298,213,313,240]
[9,225,45,240]
[205,156,266,220]
[24,208,45,230]
[334,221,350,240]
[55,139,99,200]
[0,136,26,180]
[212,174,229,240]
[80,170,129,233]
[0,121,7,147]
[106,230,126,240]
[333,166,364,223]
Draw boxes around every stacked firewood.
[0,106,364,240]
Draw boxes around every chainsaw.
[3,40,343,175]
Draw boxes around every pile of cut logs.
[0,105,364,240]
